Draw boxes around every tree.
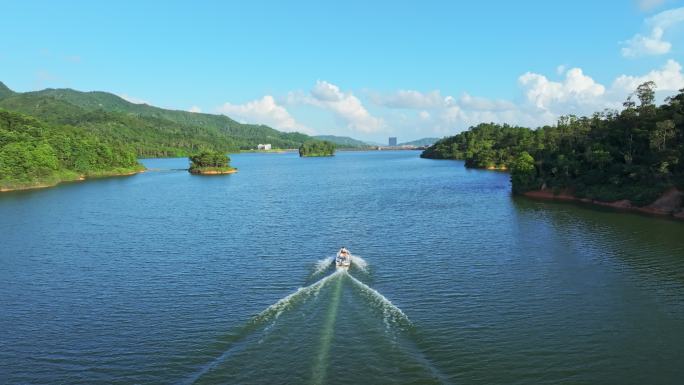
[510,152,537,194]
[299,140,335,157]
[420,83,684,205]
[650,120,675,151]
[189,151,230,169]
[636,81,656,107]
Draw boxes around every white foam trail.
[349,254,368,272]
[312,257,333,276]
[251,270,342,325]
[347,274,411,328]
[183,271,342,385]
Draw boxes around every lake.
[1,150,683,384]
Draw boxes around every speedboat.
[336,248,351,269]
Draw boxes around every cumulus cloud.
[189,106,202,113]
[217,95,311,133]
[458,93,517,111]
[211,59,684,142]
[369,88,558,136]
[363,60,684,138]
[370,89,444,109]
[622,7,684,57]
[518,67,606,110]
[292,81,384,133]
[372,89,516,112]
[613,58,684,91]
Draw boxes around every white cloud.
[518,67,605,110]
[119,94,150,105]
[371,89,516,112]
[622,27,671,57]
[217,95,311,133]
[458,92,517,111]
[189,106,202,113]
[622,7,684,57]
[209,59,684,142]
[613,58,684,91]
[638,0,666,11]
[294,80,384,133]
[370,89,444,109]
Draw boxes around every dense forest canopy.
[299,140,336,157]
[189,151,231,170]
[0,109,141,189]
[422,82,684,206]
[0,82,313,157]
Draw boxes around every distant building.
[257,144,272,150]
[388,137,397,146]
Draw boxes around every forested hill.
[313,135,370,148]
[0,82,312,157]
[0,109,142,191]
[422,82,684,206]
[0,82,15,99]
[399,137,439,147]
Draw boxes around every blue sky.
[1,0,684,142]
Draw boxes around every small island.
[299,140,336,157]
[188,151,237,175]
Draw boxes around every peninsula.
[0,109,144,192]
[421,82,684,219]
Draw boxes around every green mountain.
[0,82,312,157]
[313,135,370,148]
[398,137,439,146]
[0,81,14,99]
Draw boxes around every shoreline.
[523,188,684,221]
[188,168,238,175]
[0,167,146,193]
[423,157,684,222]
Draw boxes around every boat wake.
[347,273,411,329]
[349,254,368,272]
[183,257,418,385]
[181,271,342,385]
[251,270,342,325]
[312,257,333,276]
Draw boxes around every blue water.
[1,150,683,384]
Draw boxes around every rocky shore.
[524,187,684,220]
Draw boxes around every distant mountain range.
[398,137,439,146]
[313,135,371,148]
[0,81,310,157]
[315,135,440,148]
[0,81,441,157]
